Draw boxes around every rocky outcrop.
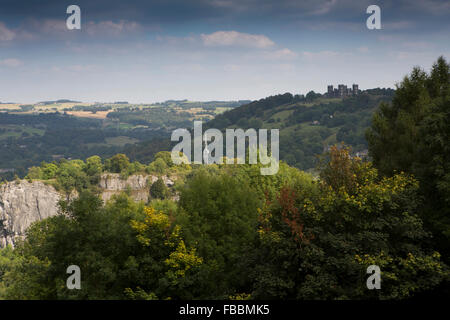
[0,180,61,248]
[99,173,174,203]
[100,174,151,203]
[0,174,175,248]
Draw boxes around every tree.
[154,151,174,167]
[250,146,448,299]
[306,90,320,102]
[26,162,58,180]
[128,206,203,299]
[56,161,89,200]
[25,166,43,180]
[148,158,168,174]
[0,192,202,300]
[150,178,168,200]
[366,56,450,262]
[177,170,261,298]
[104,154,130,173]
[84,156,103,184]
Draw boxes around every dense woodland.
[0,57,449,300]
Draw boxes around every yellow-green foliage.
[130,206,202,290]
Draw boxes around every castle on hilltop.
[326,84,359,97]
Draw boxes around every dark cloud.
[0,0,448,29]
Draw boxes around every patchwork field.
[65,111,111,119]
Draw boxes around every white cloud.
[309,0,338,15]
[0,22,15,41]
[85,20,141,36]
[31,19,67,35]
[264,48,298,59]
[156,35,197,46]
[201,31,274,48]
[0,58,23,67]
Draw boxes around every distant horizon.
[0,85,396,105]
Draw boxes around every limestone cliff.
[99,173,174,202]
[0,180,60,248]
[0,174,175,248]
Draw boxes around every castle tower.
[327,85,334,97]
[338,84,346,97]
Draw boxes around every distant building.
[326,83,360,97]
[327,85,334,96]
[338,84,347,97]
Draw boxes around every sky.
[0,0,449,103]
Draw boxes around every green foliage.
[148,158,168,174]
[150,178,169,200]
[154,151,174,167]
[1,153,448,300]
[56,160,89,199]
[221,161,315,202]
[25,166,43,180]
[176,170,261,298]
[104,154,130,173]
[84,156,103,184]
[21,153,150,194]
[0,245,52,300]
[250,146,448,299]
[366,56,450,261]
[0,192,201,299]
[42,163,58,179]
[149,199,178,216]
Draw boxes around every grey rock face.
[99,173,174,203]
[0,180,61,248]
[0,174,176,247]
[100,173,151,203]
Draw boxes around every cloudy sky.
[0,0,449,103]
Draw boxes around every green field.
[0,125,45,140]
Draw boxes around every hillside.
[205,88,395,170]
[123,89,395,170]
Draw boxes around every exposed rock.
[0,174,176,247]
[0,180,61,248]
[99,173,175,203]
[100,173,153,203]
